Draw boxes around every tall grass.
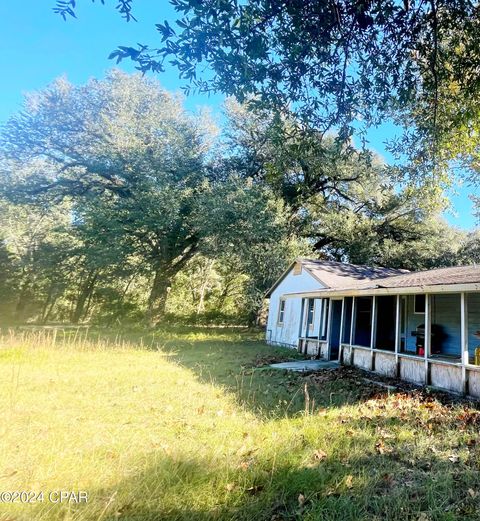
[1,327,480,520]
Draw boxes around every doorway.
[329,299,343,360]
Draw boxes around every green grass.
[1,327,480,520]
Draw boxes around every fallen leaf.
[239,461,251,471]
[0,469,18,479]
[298,493,305,507]
[345,475,354,489]
[382,473,394,487]
[313,449,327,461]
[246,484,264,495]
[468,488,478,498]
[225,483,235,492]
[417,513,430,521]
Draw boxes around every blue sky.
[0,0,477,230]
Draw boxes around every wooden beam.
[395,294,401,377]
[338,298,345,363]
[370,296,377,371]
[350,297,356,346]
[424,294,431,385]
[461,292,469,395]
[281,282,480,299]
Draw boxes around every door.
[329,299,343,360]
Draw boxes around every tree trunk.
[196,260,215,315]
[40,282,58,324]
[147,267,172,325]
[71,270,98,324]
[82,285,96,322]
[42,295,58,324]
[15,272,34,322]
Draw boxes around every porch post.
[395,294,401,377]
[350,296,356,345]
[317,299,321,340]
[316,298,321,357]
[326,298,332,347]
[424,294,431,385]
[338,298,345,363]
[349,296,356,365]
[461,292,469,395]
[370,296,377,371]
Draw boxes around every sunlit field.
[1,327,480,521]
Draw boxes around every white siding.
[266,266,325,348]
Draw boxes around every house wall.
[432,294,461,356]
[304,298,323,339]
[403,294,462,357]
[266,266,325,348]
[467,293,480,361]
[404,295,425,353]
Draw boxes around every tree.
[54,0,480,176]
[222,98,375,210]
[196,177,310,320]
[0,71,216,323]
[221,98,460,269]
[0,199,74,323]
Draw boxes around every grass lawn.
[1,327,480,520]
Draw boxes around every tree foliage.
[1,71,219,322]
[0,70,475,326]
[54,0,480,177]
[0,72,302,324]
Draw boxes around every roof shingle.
[301,259,408,289]
[358,265,480,289]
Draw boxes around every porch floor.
[269,360,339,372]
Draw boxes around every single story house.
[265,258,480,397]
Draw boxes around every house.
[265,258,480,397]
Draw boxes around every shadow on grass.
[11,326,480,520]
[29,433,480,521]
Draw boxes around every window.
[414,294,426,314]
[307,299,315,330]
[278,299,286,324]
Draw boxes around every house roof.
[267,259,480,299]
[299,259,408,289]
[265,258,407,296]
[355,265,480,290]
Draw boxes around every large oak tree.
[0,71,216,322]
